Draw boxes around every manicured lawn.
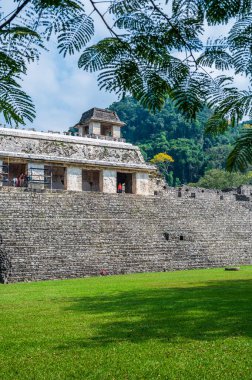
[0,267,252,380]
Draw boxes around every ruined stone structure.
[0,108,251,283]
[0,108,154,195]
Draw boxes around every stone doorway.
[82,170,100,192]
[117,172,133,193]
[4,162,27,187]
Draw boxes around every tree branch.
[0,0,31,31]
[89,0,119,39]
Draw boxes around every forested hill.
[108,97,236,186]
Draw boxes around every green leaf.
[227,128,252,171]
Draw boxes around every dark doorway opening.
[117,172,133,193]
[101,124,112,137]
[45,165,66,190]
[4,162,27,187]
[82,170,100,192]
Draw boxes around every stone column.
[66,167,82,192]
[28,162,45,190]
[89,122,101,136]
[133,173,149,195]
[101,169,117,193]
[112,125,121,139]
[0,160,3,187]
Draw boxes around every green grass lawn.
[0,267,252,380]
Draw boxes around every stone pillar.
[133,173,149,195]
[101,169,117,193]
[28,162,45,190]
[112,125,121,139]
[89,122,101,136]
[0,160,3,187]
[66,167,82,192]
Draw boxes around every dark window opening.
[164,232,169,241]
[101,124,112,137]
[180,235,184,241]
[82,170,100,192]
[117,172,133,194]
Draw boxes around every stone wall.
[0,189,251,283]
[0,129,153,171]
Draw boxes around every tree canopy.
[79,0,252,171]
[0,0,95,125]
[189,169,252,190]
[1,1,252,170]
[109,96,238,185]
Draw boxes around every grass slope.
[0,267,252,380]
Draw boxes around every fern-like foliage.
[0,76,35,125]
[227,129,252,171]
[78,0,252,170]
[0,0,93,125]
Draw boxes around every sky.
[2,1,118,132]
[1,1,249,132]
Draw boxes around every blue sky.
[2,1,118,132]
[1,2,249,132]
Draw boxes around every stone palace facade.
[0,108,155,195]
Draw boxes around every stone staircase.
[0,189,251,282]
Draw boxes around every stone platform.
[0,189,251,283]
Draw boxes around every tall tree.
[2,1,252,170]
[79,0,252,170]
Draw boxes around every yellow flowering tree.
[150,153,174,184]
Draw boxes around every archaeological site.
[0,108,251,283]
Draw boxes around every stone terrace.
[0,190,251,283]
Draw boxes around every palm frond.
[203,0,252,25]
[227,128,252,171]
[197,38,233,70]
[169,72,209,119]
[205,113,229,135]
[0,77,35,125]
[228,15,252,75]
[109,0,150,16]
[58,14,94,57]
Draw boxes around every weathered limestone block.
[0,159,3,187]
[0,129,150,168]
[133,173,150,195]
[1,190,252,283]
[101,170,117,193]
[112,125,121,138]
[66,167,82,192]
[89,122,101,135]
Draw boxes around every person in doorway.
[117,182,122,193]
[12,177,17,187]
[19,173,25,187]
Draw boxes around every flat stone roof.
[0,128,155,172]
[0,128,131,149]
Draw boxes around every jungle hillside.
[109,97,251,188]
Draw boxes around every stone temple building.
[0,108,155,195]
[0,108,251,283]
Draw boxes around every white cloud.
[22,43,117,132]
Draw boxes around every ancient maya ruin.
[0,108,252,283]
[0,108,154,195]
